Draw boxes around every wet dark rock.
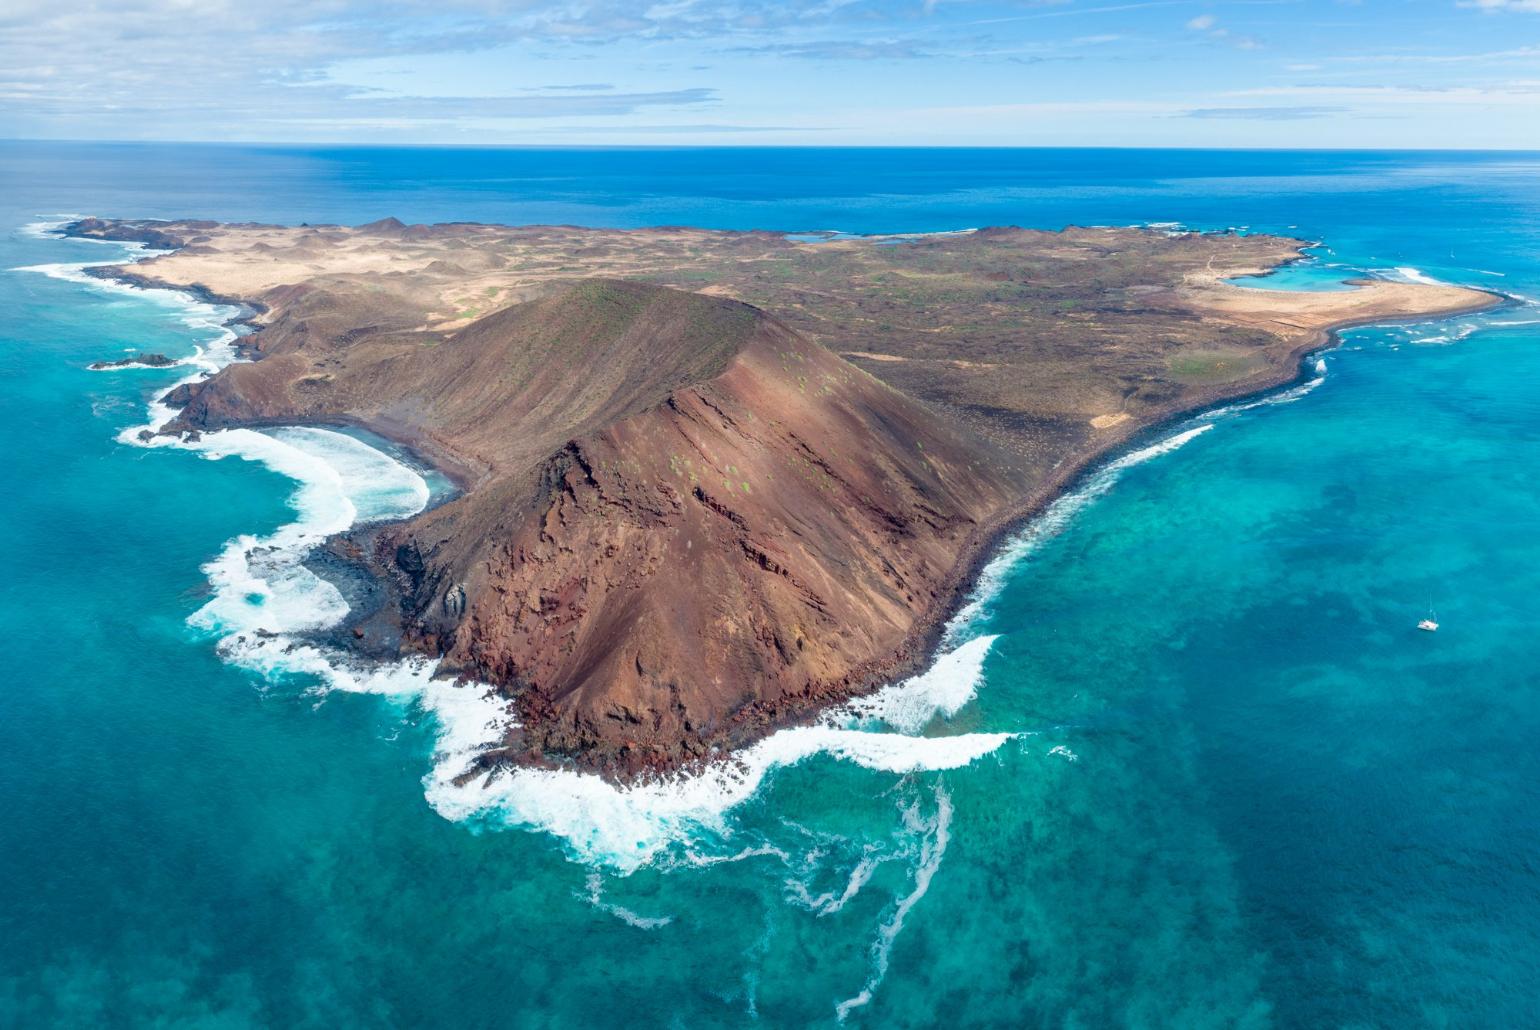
[89,352,175,370]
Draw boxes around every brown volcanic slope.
[167,277,1022,770]
[69,218,1500,774]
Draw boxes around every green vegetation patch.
[1167,348,1266,384]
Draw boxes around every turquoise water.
[2,145,1538,1027]
[1227,252,1360,292]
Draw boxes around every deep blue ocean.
[2,143,1538,1027]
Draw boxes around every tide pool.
[1227,253,1359,292]
[1,144,1538,1027]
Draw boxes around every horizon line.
[4,137,1540,155]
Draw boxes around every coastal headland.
[67,217,1501,778]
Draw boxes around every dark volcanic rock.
[89,352,176,370]
[63,217,186,251]
[171,279,1023,774]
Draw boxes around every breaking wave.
[1379,264,1447,284]
[1207,366,1327,419]
[840,634,999,733]
[429,723,1011,873]
[1409,323,1482,345]
[1386,265,1443,285]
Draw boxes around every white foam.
[186,427,430,655]
[18,214,87,239]
[427,724,1012,874]
[581,873,674,930]
[1409,321,1483,346]
[1207,372,1325,419]
[839,634,999,733]
[1377,265,1443,286]
[789,227,979,244]
[787,850,886,916]
[667,844,792,870]
[1141,220,1192,238]
[835,783,953,1022]
[943,423,1214,646]
[885,227,978,238]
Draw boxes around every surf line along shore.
[62,216,1504,783]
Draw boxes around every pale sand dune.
[1181,277,1490,345]
[133,222,1496,349]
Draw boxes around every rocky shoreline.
[89,352,176,369]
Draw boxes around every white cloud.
[1230,82,1540,106]
[1185,12,1260,49]
[0,0,1528,145]
[0,0,928,139]
[1184,105,1344,119]
[1335,45,1540,62]
[1460,0,1540,11]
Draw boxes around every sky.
[1,0,1537,148]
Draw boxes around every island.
[65,217,1500,778]
[88,352,176,369]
